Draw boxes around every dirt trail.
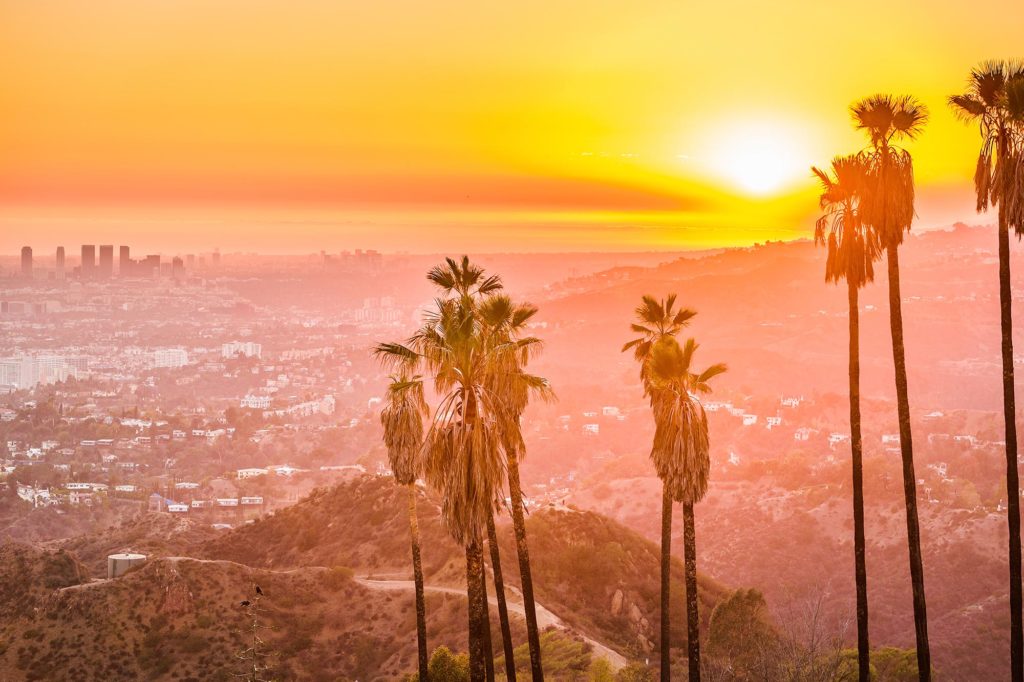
[356,576,629,670]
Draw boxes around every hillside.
[0,544,485,681]
[201,475,732,663]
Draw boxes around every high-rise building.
[140,255,160,278]
[212,249,221,267]
[171,256,184,279]
[55,247,65,280]
[99,245,114,278]
[81,245,96,278]
[119,246,130,276]
[20,247,32,279]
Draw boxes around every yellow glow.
[698,121,814,196]
[0,0,1022,251]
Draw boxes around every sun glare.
[698,121,813,197]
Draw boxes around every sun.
[697,120,813,197]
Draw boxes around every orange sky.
[1,0,1022,253]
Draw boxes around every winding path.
[356,576,628,670]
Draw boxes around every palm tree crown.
[647,336,726,503]
[380,373,429,486]
[949,60,1024,230]
[851,94,929,247]
[812,154,880,288]
[622,294,698,392]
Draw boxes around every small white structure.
[107,553,147,579]
[237,468,268,480]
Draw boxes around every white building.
[152,348,189,369]
[241,394,271,410]
[222,341,262,359]
[236,468,268,480]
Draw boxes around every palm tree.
[950,61,1024,682]
[380,373,431,681]
[623,295,697,681]
[625,298,722,682]
[478,293,553,681]
[377,297,506,681]
[376,258,546,682]
[851,93,931,681]
[812,154,879,682]
[647,336,725,682]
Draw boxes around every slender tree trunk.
[660,484,672,682]
[997,202,1023,682]
[481,567,495,682]
[487,511,518,681]
[885,244,930,680]
[682,501,701,682]
[408,485,430,682]
[466,538,488,682]
[507,449,544,680]
[848,282,870,682]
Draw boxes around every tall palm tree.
[377,297,507,681]
[377,258,547,682]
[647,336,725,682]
[851,93,931,681]
[478,293,553,681]
[950,61,1024,682]
[380,373,431,681]
[812,154,879,682]
[623,295,696,681]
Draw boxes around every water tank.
[107,553,147,579]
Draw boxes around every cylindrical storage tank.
[107,553,147,579]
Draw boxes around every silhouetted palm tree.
[380,373,431,681]
[623,295,697,681]
[648,336,724,682]
[950,61,1024,682]
[851,93,930,680]
[485,508,516,681]
[478,293,553,681]
[812,154,879,682]
[626,297,722,682]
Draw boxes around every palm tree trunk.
[660,484,672,682]
[682,501,701,682]
[997,203,1023,682]
[487,511,517,681]
[848,281,870,682]
[885,244,930,680]
[466,538,488,682]
[408,485,430,682]
[506,449,544,680]
[481,567,495,682]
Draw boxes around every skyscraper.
[171,256,184,280]
[20,247,32,279]
[55,247,65,280]
[81,245,96,278]
[119,246,130,276]
[99,245,114,278]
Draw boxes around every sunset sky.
[1,0,1022,253]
